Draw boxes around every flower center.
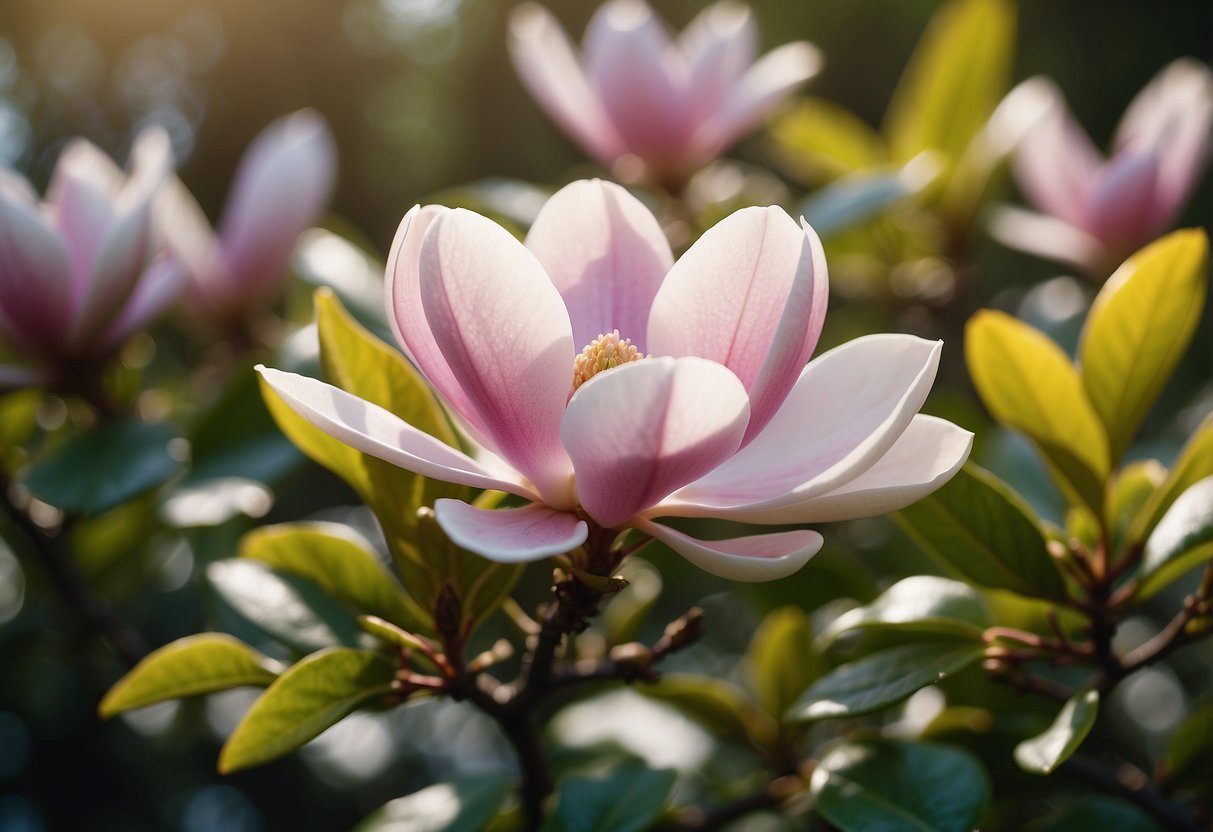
[571,330,645,394]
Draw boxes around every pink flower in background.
[0,127,182,383]
[998,59,1213,272]
[509,0,820,189]
[158,109,337,328]
[260,180,971,581]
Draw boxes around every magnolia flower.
[157,109,337,327]
[0,128,182,383]
[997,59,1213,272]
[260,180,971,581]
[509,0,820,189]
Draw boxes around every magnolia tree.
[0,0,1211,830]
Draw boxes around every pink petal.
[583,0,691,162]
[98,256,186,353]
[68,194,153,348]
[508,4,626,165]
[1084,150,1161,252]
[155,177,229,310]
[47,139,123,295]
[693,40,821,160]
[0,365,42,390]
[256,366,537,499]
[525,179,672,351]
[707,415,972,523]
[215,110,337,308]
[1012,81,1103,227]
[678,1,758,126]
[434,499,588,563]
[0,191,73,356]
[0,169,37,205]
[670,334,942,510]
[986,205,1107,272]
[562,356,749,529]
[419,208,576,506]
[635,519,822,582]
[1114,59,1213,219]
[647,207,828,443]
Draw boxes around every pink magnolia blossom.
[157,109,337,327]
[259,180,971,581]
[509,0,821,189]
[0,127,183,383]
[1000,59,1213,272]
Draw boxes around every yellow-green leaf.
[1079,230,1209,464]
[99,634,279,718]
[768,96,887,184]
[966,310,1109,512]
[747,607,821,720]
[218,647,398,773]
[1129,412,1213,545]
[883,0,1015,169]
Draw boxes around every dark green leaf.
[541,761,676,832]
[812,739,990,832]
[788,642,982,723]
[824,576,991,644]
[1014,689,1099,774]
[1163,701,1213,787]
[747,606,821,720]
[1036,797,1156,832]
[99,634,279,717]
[218,647,398,773]
[207,559,365,653]
[355,775,514,832]
[23,420,183,516]
[894,464,1067,600]
[1137,477,1213,600]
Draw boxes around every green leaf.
[824,576,991,644]
[811,739,990,832]
[799,157,940,238]
[207,559,365,653]
[1013,689,1099,774]
[541,762,676,832]
[966,310,1109,513]
[355,775,514,832]
[1137,477,1213,600]
[240,522,424,630]
[769,96,888,184]
[99,634,279,717]
[1079,230,1208,464]
[747,606,821,720]
[1108,460,1165,554]
[788,642,982,723]
[883,0,1015,169]
[1129,412,1213,545]
[894,464,1067,600]
[637,674,776,751]
[23,420,183,516]
[1036,797,1156,832]
[1162,701,1213,787]
[219,647,398,773]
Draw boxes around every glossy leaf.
[541,762,676,832]
[355,775,514,832]
[1162,701,1213,787]
[966,310,1109,512]
[788,642,982,723]
[884,0,1015,168]
[240,522,424,630]
[824,576,991,644]
[769,96,887,184]
[1108,460,1165,554]
[99,634,279,717]
[218,647,398,773]
[1014,689,1099,774]
[23,421,183,517]
[637,674,776,751]
[1079,230,1208,463]
[811,739,990,832]
[207,559,364,653]
[895,464,1067,600]
[1129,412,1213,545]
[1137,477,1213,600]
[747,607,820,720]
[1036,797,1156,832]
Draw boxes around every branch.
[1061,754,1201,832]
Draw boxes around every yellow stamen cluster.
[571,330,645,393]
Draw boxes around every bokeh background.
[0,1,1210,830]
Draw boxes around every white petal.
[636,519,821,582]
[434,499,587,563]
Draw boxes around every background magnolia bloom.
[157,109,337,328]
[994,59,1213,272]
[0,127,183,384]
[261,180,971,581]
[509,0,821,189]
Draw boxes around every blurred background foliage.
[0,0,1210,830]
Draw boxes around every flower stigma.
[571,330,646,395]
